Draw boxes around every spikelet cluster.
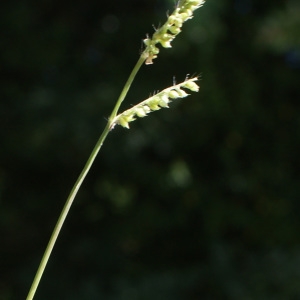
[142,0,205,64]
[110,77,199,129]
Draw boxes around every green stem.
[26,55,146,300]
[109,55,146,121]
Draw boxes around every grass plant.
[26,1,205,298]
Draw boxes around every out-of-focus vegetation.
[1,0,300,299]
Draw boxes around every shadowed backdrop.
[1,0,300,299]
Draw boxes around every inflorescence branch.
[110,76,199,129]
[142,0,205,64]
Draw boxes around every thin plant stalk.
[26,1,204,298]
[26,55,146,300]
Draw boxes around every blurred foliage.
[1,0,300,299]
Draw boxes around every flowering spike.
[142,0,205,64]
[110,77,200,130]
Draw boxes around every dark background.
[1,0,300,299]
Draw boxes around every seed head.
[142,0,205,64]
[110,77,200,129]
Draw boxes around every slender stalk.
[109,55,146,121]
[26,55,146,300]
